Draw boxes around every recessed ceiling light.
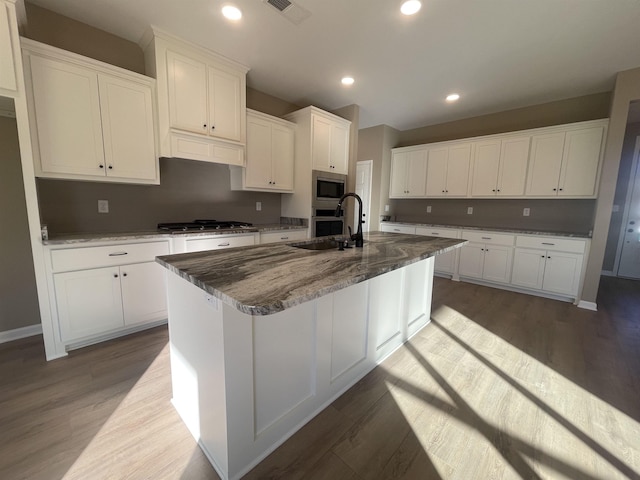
[401,0,422,15]
[341,76,355,86]
[222,5,242,21]
[446,93,460,102]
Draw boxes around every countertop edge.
[382,222,592,239]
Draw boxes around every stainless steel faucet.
[335,193,364,247]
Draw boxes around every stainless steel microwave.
[312,170,346,202]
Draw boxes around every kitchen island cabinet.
[157,232,465,480]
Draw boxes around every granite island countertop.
[43,224,308,245]
[156,231,466,316]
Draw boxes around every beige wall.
[331,104,360,225]
[398,92,611,147]
[0,115,40,331]
[583,67,640,303]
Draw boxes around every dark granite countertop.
[382,221,592,238]
[156,231,466,316]
[44,224,308,245]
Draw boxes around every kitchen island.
[156,232,465,480]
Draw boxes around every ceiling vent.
[263,0,311,25]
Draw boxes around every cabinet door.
[0,1,18,94]
[245,115,273,189]
[458,243,485,279]
[167,51,208,135]
[425,146,448,196]
[471,140,500,196]
[558,127,604,197]
[497,136,530,196]
[121,262,168,326]
[208,65,243,142]
[390,152,409,197]
[54,267,124,342]
[406,149,427,197]
[98,74,157,181]
[329,122,350,174]
[271,123,295,191]
[511,248,546,290]
[311,115,332,172]
[446,143,471,196]
[526,132,565,196]
[30,55,106,177]
[482,245,513,284]
[542,251,583,296]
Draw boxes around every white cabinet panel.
[55,267,124,342]
[472,136,530,197]
[558,126,604,197]
[259,229,308,244]
[370,268,403,356]
[271,123,295,190]
[424,143,470,197]
[458,243,485,279]
[185,234,256,253]
[380,223,416,234]
[526,132,565,196]
[121,262,168,326]
[167,51,208,134]
[471,140,501,196]
[244,115,272,188]
[330,282,368,381]
[390,148,427,198]
[208,65,243,142]
[425,146,448,196]
[312,113,349,174]
[458,232,514,284]
[482,245,513,284]
[511,248,546,290]
[0,0,18,95]
[512,246,583,297]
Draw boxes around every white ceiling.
[21,0,640,130]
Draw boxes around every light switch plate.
[467,207,473,215]
[427,206,432,213]
[385,205,390,212]
[256,201,262,211]
[523,207,530,217]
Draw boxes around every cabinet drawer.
[260,230,307,244]
[415,227,459,238]
[516,236,586,253]
[380,224,416,234]
[185,234,256,253]
[461,231,515,246]
[51,241,170,273]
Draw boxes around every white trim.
[0,323,42,343]
[613,136,640,276]
[601,270,616,277]
[577,300,598,311]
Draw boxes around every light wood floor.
[1,277,639,480]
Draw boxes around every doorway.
[616,136,640,279]
[354,160,372,233]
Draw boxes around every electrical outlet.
[612,204,620,213]
[426,206,432,213]
[523,207,530,217]
[385,205,390,212]
[467,207,473,215]
[256,201,262,211]
[98,199,109,214]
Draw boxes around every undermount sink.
[289,239,339,251]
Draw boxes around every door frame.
[613,135,640,276]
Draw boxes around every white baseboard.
[577,300,598,311]
[0,324,43,344]
[601,270,616,277]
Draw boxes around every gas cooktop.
[157,220,254,232]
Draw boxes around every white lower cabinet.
[415,226,460,275]
[259,229,308,244]
[511,236,586,297]
[380,223,416,234]
[49,240,170,346]
[458,231,514,284]
[184,233,256,253]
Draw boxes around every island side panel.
[406,257,434,339]
[165,271,230,477]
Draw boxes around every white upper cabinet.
[0,0,19,96]
[230,109,295,192]
[390,148,427,198]
[311,112,350,174]
[424,143,471,197]
[142,27,249,165]
[23,40,159,184]
[471,136,530,196]
[526,124,605,197]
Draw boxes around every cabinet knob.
[547,256,551,259]
[553,188,557,191]
[108,165,113,170]
[559,188,563,191]
[99,164,104,169]
[497,189,500,192]
[211,125,215,130]
[541,255,545,258]
[492,189,496,192]
[442,190,445,193]
[122,272,127,277]
[203,124,207,128]
[114,274,118,278]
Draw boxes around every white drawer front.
[380,224,416,234]
[185,234,255,253]
[415,227,459,238]
[461,231,515,246]
[516,235,586,253]
[260,230,308,244]
[51,241,170,273]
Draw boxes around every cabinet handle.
[481,237,491,240]
[218,242,230,247]
[559,188,563,191]
[541,255,545,258]
[393,228,400,232]
[122,272,128,277]
[497,189,500,192]
[203,124,207,128]
[108,252,128,256]
[99,164,104,169]
[492,189,496,192]
[541,242,555,246]
[553,188,557,191]
[108,165,113,170]
[281,236,289,240]
[431,232,439,235]
[211,125,215,130]
[547,256,551,259]
[113,274,118,278]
